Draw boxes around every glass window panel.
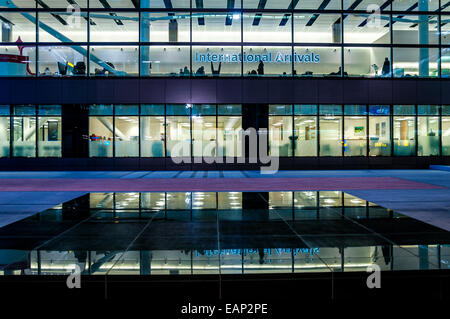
[269,116,293,157]
[294,47,341,77]
[141,104,164,115]
[244,46,292,76]
[90,104,113,115]
[344,14,390,44]
[443,106,450,115]
[418,117,440,156]
[141,46,190,77]
[345,105,367,115]
[166,116,191,157]
[0,116,10,157]
[89,116,113,157]
[193,46,242,77]
[244,0,291,9]
[115,116,139,157]
[295,105,317,115]
[14,105,35,115]
[0,105,9,115]
[38,46,87,77]
[441,48,450,77]
[38,117,61,157]
[443,116,450,155]
[89,12,138,42]
[369,105,390,115]
[393,0,438,11]
[418,105,440,115]
[38,105,61,116]
[392,15,439,45]
[369,116,391,156]
[344,47,390,77]
[294,14,341,43]
[343,0,387,10]
[193,116,216,157]
[0,12,36,42]
[38,0,88,7]
[193,104,216,116]
[141,192,166,210]
[294,116,317,156]
[2,0,35,7]
[393,116,416,156]
[115,105,139,115]
[295,0,340,9]
[142,12,190,42]
[0,46,36,77]
[201,0,242,8]
[38,12,87,42]
[320,116,342,156]
[394,105,415,115]
[141,0,190,8]
[269,104,292,115]
[441,17,450,44]
[244,13,292,43]
[218,105,241,115]
[90,1,135,9]
[13,116,36,157]
[218,116,242,158]
[192,13,241,42]
[141,116,165,157]
[320,104,342,115]
[344,116,367,156]
[166,104,191,115]
[89,46,138,76]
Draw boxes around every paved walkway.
[0,169,449,230]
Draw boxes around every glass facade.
[88,104,242,158]
[1,104,449,158]
[1,1,449,78]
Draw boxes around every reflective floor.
[0,191,449,275]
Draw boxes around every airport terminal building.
[1,0,450,170]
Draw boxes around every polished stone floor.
[0,191,448,276]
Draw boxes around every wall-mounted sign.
[194,52,320,64]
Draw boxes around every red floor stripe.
[0,177,443,192]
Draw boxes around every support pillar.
[419,0,429,77]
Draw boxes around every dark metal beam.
[305,0,332,27]
[37,0,68,26]
[279,0,299,26]
[252,0,267,26]
[225,0,236,26]
[195,0,205,25]
[358,0,392,27]
[385,2,417,27]
[98,0,124,26]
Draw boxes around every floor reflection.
[0,191,449,275]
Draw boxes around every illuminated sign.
[197,248,320,257]
[194,52,320,64]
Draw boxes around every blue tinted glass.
[166,104,191,115]
[294,105,317,115]
[394,105,415,115]
[443,106,450,115]
[89,105,113,115]
[14,105,35,115]
[218,105,241,115]
[115,105,139,115]
[344,105,367,115]
[141,104,164,115]
[269,105,292,115]
[38,105,61,116]
[319,105,342,115]
[369,105,390,115]
[418,105,440,115]
[0,105,10,115]
[192,104,216,116]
